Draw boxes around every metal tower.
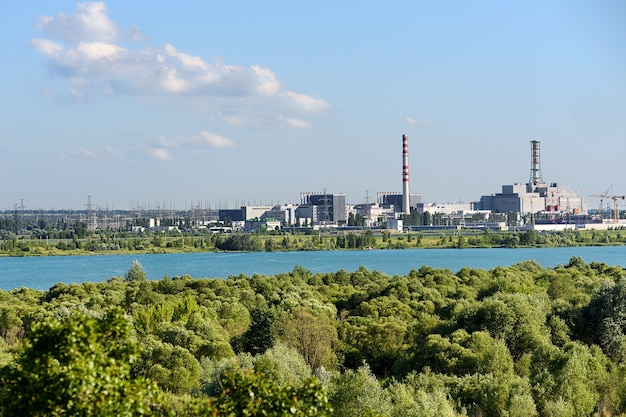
[85,195,97,231]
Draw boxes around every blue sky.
[1,1,625,210]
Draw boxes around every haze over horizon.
[2,1,625,211]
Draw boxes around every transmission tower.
[13,204,18,233]
[85,195,97,231]
[320,189,331,228]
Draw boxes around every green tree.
[342,316,407,376]
[242,307,278,355]
[137,336,201,394]
[276,307,338,371]
[0,308,162,416]
[254,343,312,386]
[264,238,276,252]
[386,379,457,417]
[328,364,391,417]
[457,293,550,358]
[125,259,147,282]
[551,343,609,417]
[210,366,333,416]
[0,305,25,345]
[582,277,626,361]
[216,234,262,251]
[520,229,537,246]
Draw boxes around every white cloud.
[277,115,312,129]
[146,147,172,161]
[72,147,97,159]
[30,38,63,56]
[62,146,127,161]
[163,44,210,72]
[76,41,124,60]
[36,2,119,43]
[281,91,330,113]
[220,114,257,127]
[196,131,236,148]
[405,117,434,127]
[220,113,311,129]
[31,2,328,123]
[251,65,281,96]
[146,130,236,160]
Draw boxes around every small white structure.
[386,219,403,232]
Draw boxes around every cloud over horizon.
[30,2,330,122]
[60,145,128,162]
[146,130,237,161]
[405,117,434,127]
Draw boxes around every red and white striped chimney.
[402,134,410,215]
[529,140,543,185]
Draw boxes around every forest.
[2,226,626,257]
[1,257,626,415]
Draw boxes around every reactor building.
[297,192,347,225]
[474,140,586,215]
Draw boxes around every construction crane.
[592,185,612,220]
[591,186,625,223]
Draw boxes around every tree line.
[2,227,626,256]
[1,257,626,415]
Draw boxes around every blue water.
[1,246,625,291]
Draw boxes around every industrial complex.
[2,137,624,234]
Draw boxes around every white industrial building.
[475,141,586,216]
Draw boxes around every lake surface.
[1,246,626,291]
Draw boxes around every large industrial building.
[216,193,347,230]
[377,192,422,214]
[297,192,347,225]
[474,140,586,216]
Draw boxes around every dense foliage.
[2,227,626,257]
[1,257,626,416]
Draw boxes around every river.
[1,246,626,291]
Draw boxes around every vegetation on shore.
[1,258,626,415]
[2,227,626,257]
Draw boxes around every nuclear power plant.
[474,140,586,217]
[3,135,623,234]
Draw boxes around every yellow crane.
[591,187,625,223]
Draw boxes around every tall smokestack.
[402,134,410,215]
[529,140,543,185]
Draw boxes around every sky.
[1,1,625,211]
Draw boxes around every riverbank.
[1,228,624,257]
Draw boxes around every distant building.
[474,141,586,217]
[261,204,298,226]
[475,182,585,215]
[300,192,347,225]
[242,206,273,221]
[218,209,245,223]
[386,218,403,232]
[417,202,474,216]
[351,203,388,227]
[378,192,422,214]
[220,204,299,227]
[294,204,317,227]
[244,218,281,233]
